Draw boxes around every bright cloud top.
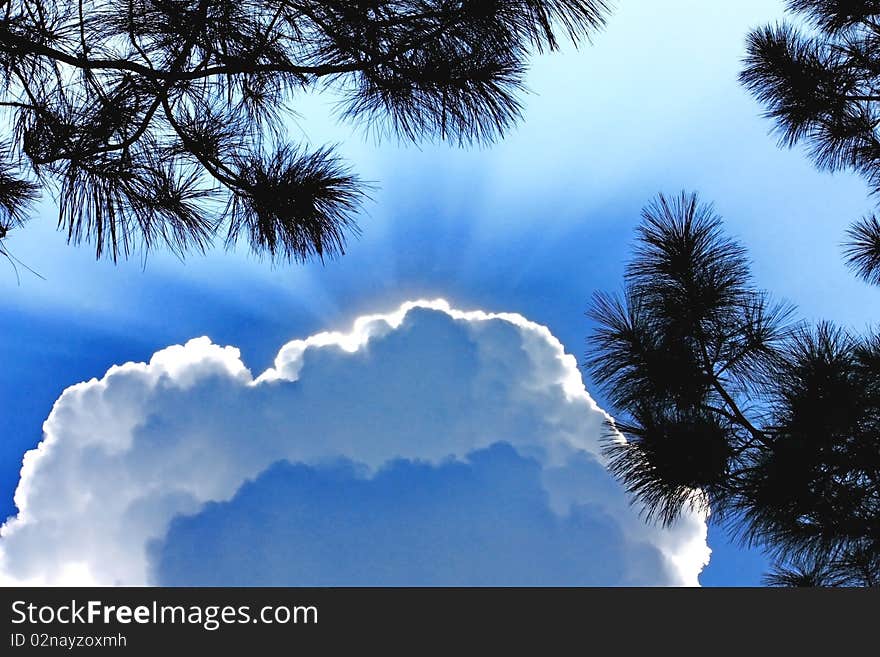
[0,300,710,586]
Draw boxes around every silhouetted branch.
[741,3,880,286]
[585,192,880,585]
[845,214,880,284]
[0,0,611,262]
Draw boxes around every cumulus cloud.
[0,300,710,586]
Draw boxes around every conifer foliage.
[741,0,880,285]
[586,193,880,587]
[0,0,610,261]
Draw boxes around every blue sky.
[0,1,877,586]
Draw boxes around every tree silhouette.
[0,0,610,262]
[740,0,880,285]
[585,192,880,587]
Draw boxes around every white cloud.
[0,300,709,586]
